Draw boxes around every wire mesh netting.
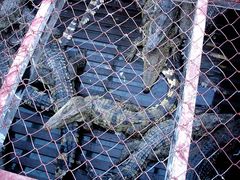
[0,0,239,179]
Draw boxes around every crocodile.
[0,39,14,86]
[44,61,179,135]
[1,33,86,111]
[186,115,239,180]
[59,0,134,46]
[1,34,82,177]
[58,0,181,94]
[0,0,27,30]
[0,1,88,177]
[124,0,181,93]
[57,0,182,97]
[45,9,179,138]
[8,35,85,178]
[125,1,225,93]
[45,64,177,177]
[100,113,235,179]
[20,16,86,176]
[21,85,52,110]
[33,35,87,178]
[178,2,225,61]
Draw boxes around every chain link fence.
[0,0,239,179]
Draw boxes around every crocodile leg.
[125,36,144,63]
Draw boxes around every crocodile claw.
[125,46,137,62]
[125,36,144,62]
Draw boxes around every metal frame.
[0,169,36,180]
[174,0,240,10]
[165,0,209,179]
[0,0,66,148]
[0,0,239,179]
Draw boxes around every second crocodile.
[101,113,235,179]
[45,61,179,136]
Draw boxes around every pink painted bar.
[0,169,36,180]
[174,0,240,10]
[165,0,209,180]
[0,0,56,147]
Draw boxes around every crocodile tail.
[124,120,174,179]
[58,0,105,46]
[58,17,79,47]
[125,66,179,134]
[78,0,104,28]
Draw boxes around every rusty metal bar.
[165,0,209,180]
[0,169,36,180]
[0,0,66,149]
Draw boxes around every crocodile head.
[44,96,86,130]
[142,45,169,93]
[140,0,180,93]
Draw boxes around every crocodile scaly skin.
[45,62,179,136]
[102,113,234,179]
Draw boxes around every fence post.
[0,169,36,180]
[165,0,209,179]
[0,0,66,149]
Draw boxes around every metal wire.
[0,0,239,179]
